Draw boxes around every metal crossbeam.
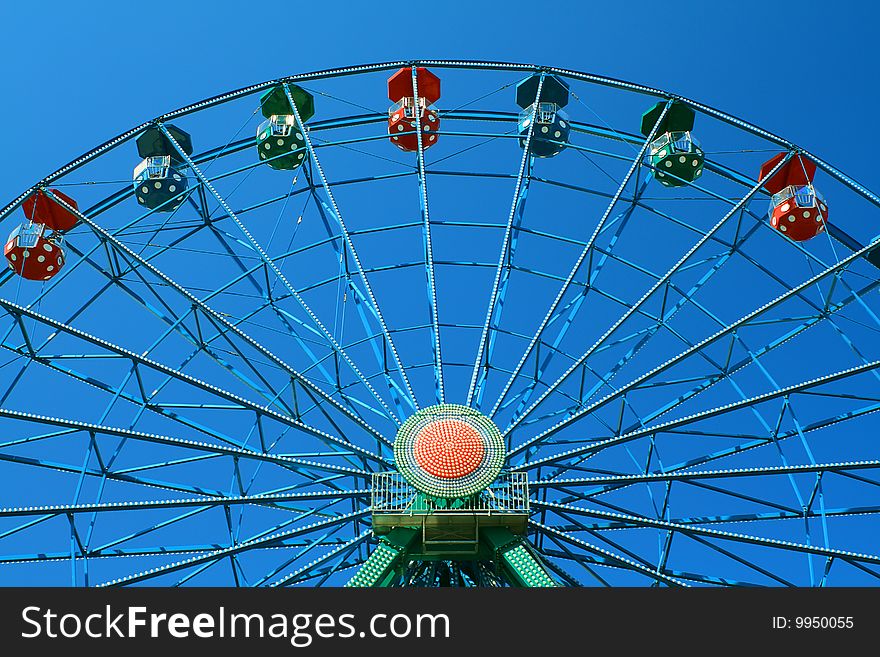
[283,84,419,413]
[503,152,794,444]
[517,357,880,469]
[490,101,671,419]
[534,500,880,566]
[43,189,391,447]
[158,125,401,426]
[98,508,369,586]
[411,65,445,404]
[508,195,878,459]
[0,298,389,467]
[467,73,544,408]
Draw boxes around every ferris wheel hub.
[393,404,505,499]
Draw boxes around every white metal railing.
[388,96,430,119]
[265,114,296,137]
[519,101,559,127]
[771,183,824,209]
[650,130,700,156]
[371,471,529,514]
[132,155,173,181]
[12,222,44,248]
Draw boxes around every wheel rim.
[0,61,879,587]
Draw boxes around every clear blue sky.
[0,1,875,201]
[0,1,877,587]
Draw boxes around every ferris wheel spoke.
[534,499,880,569]
[410,66,444,405]
[581,506,859,587]
[35,414,354,522]
[595,277,879,450]
[42,191,393,448]
[0,458,354,577]
[255,522,359,587]
[529,520,687,586]
[278,561,364,587]
[281,86,420,413]
[524,417,856,568]
[0,545,245,565]
[498,198,750,426]
[14,234,305,430]
[152,127,405,428]
[534,459,880,492]
[495,183,653,419]
[0,408,374,482]
[0,303,388,473]
[537,545,762,586]
[501,154,794,444]
[548,289,796,472]
[657,503,880,529]
[0,343,246,451]
[194,516,367,587]
[267,528,371,587]
[534,540,613,586]
[537,522,777,588]
[0,449,227,499]
[83,500,341,586]
[0,434,367,536]
[545,512,687,584]
[516,356,880,470]
[489,102,673,419]
[665,532,797,586]
[556,510,728,585]
[0,489,369,523]
[553,476,809,528]
[588,204,880,436]
[548,395,880,513]
[306,544,370,588]
[0,484,368,577]
[97,507,368,586]
[198,284,385,425]
[467,73,545,409]
[297,169,412,420]
[471,171,531,411]
[508,215,878,459]
[121,493,342,546]
[108,254,305,422]
[526,344,864,484]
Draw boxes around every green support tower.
[483,527,558,587]
[346,404,559,587]
[256,83,315,170]
[345,528,419,588]
[641,100,704,187]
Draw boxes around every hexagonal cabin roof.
[387,67,441,104]
[260,84,315,122]
[23,188,79,232]
[640,100,695,137]
[136,124,193,161]
[759,152,817,194]
[515,74,569,109]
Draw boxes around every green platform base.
[346,518,558,587]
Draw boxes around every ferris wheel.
[1,60,880,587]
